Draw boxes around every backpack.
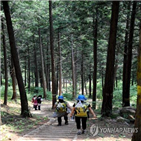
[56,102,67,113]
[75,101,88,117]
[37,97,42,103]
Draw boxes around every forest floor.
[0,99,134,141]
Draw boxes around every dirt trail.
[18,101,132,141]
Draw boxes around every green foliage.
[26,87,52,100]
[1,85,15,99]
[130,85,137,106]
[62,93,73,100]
[113,81,137,108]
[96,80,103,99]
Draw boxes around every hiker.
[37,95,43,110]
[70,94,97,135]
[32,95,38,110]
[53,95,72,126]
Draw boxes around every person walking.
[70,94,97,135]
[53,95,72,126]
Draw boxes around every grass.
[0,98,49,141]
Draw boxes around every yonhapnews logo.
[90,124,138,137]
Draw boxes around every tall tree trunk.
[42,42,48,90]
[58,30,62,96]
[28,45,30,92]
[49,0,57,108]
[71,35,76,99]
[66,80,68,93]
[132,21,141,141]
[123,1,136,107]
[85,82,88,95]
[122,2,131,107]
[56,59,59,95]
[75,49,78,97]
[132,73,134,86]
[39,28,47,99]
[113,60,118,88]
[101,1,119,116]
[93,9,98,109]
[81,51,84,94]
[102,67,104,88]
[24,56,27,86]
[10,59,17,101]
[34,40,39,90]
[39,70,43,87]
[46,41,51,91]
[89,74,91,98]
[3,1,30,117]
[2,18,8,105]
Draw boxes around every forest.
[1,1,141,141]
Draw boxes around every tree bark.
[24,56,27,86]
[10,59,17,101]
[71,35,76,99]
[33,39,39,89]
[123,1,137,107]
[81,51,84,95]
[39,28,47,99]
[2,18,8,105]
[132,21,141,141]
[28,45,30,92]
[49,0,57,108]
[101,1,119,116]
[89,74,91,98]
[3,1,30,117]
[93,9,98,109]
[58,30,62,96]
[122,2,131,107]
[46,41,51,91]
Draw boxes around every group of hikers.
[32,95,43,110]
[32,94,97,135]
[53,94,97,135]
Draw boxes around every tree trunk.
[46,41,51,91]
[3,1,31,117]
[114,60,118,88]
[132,73,134,86]
[93,9,98,109]
[2,18,8,105]
[102,67,104,88]
[28,45,30,92]
[122,2,131,107]
[39,28,47,99]
[123,1,137,107]
[71,35,76,99]
[81,51,84,95]
[49,0,57,108]
[39,70,43,87]
[10,60,17,101]
[34,39,39,90]
[66,80,68,93]
[132,21,141,141]
[24,56,27,86]
[85,82,88,95]
[56,60,59,95]
[75,49,78,97]
[89,74,91,98]
[58,30,62,96]
[101,1,119,116]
